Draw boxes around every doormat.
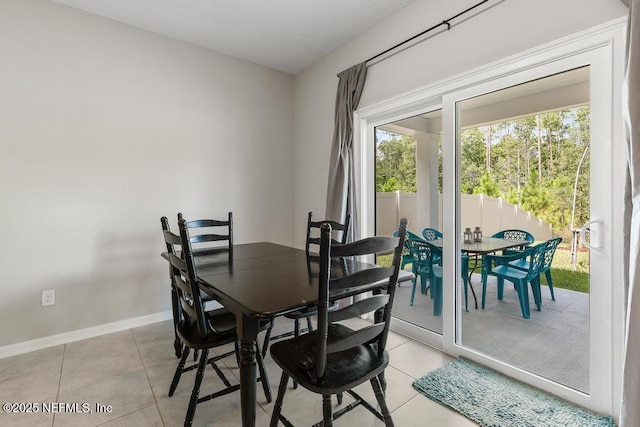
[412,357,614,427]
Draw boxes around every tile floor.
[0,317,478,426]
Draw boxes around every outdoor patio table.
[162,241,412,426]
[430,237,530,309]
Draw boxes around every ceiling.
[52,0,414,75]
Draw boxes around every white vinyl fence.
[376,192,553,241]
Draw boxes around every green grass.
[378,243,590,294]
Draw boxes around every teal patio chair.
[395,230,422,272]
[482,241,547,319]
[421,227,443,241]
[491,229,535,253]
[407,238,441,312]
[426,242,471,313]
[422,227,443,265]
[508,237,563,301]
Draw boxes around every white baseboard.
[0,310,173,359]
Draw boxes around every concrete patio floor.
[391,273,590,393]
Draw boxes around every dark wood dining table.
[164,241,412,426]
[429,237,531,309]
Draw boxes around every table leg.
[238,313,259,427]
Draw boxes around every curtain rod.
[338,0,489,76]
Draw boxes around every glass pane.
[456,67,590,393]
[375,109,444,336]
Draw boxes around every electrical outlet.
[42,290,55,306]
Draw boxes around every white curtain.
[621,0,640,426]
[325,63,367,242]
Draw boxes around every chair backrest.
[162,217,209,339]
[492,229,534,250]
[177,212,233,257]
[394,230,421,258]
[541,237,563,270]
[407,238,435,273]
[314,218,407,380]
[422,227,443,241]
[523,241,548,281]
[305,211,350,257]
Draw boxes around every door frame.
[354,18,626,416]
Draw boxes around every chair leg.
[270,372,289,427]
[255,342,272,402]
[170,284,183,358]
[515,280,531,319]
[378,372,387,393]
[169,347,190,396]
[371,376,394,427]
[546,270,556,300]
[420,275,427,295]
[497,278,505,300]
[461,262,469,312]
[530,278,541,310]
[322,394,333,427]
[262,322,273,358]
[291,321,299,389]
[433,278,442,316]
[185,348,208,426]
[410,276,418,306]
[482,273,488,309]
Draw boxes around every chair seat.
[176,316,236,350]
[508,259,530,270]
[270,323,388,395]
[491,264,529,280]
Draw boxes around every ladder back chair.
[269,218,408,427]
[305,211,351,257]
[262,212,351,381]
[161,217,271,426]
[169,212,233,357]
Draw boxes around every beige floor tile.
[0,345,64,382]
[99,404,163,426]
[136,337,180,370]
[157,389,245,427]
[63,330,135,363]
[350,365,420,413]
[130,319,175,346]
[388,340,454,379]
[0,367,60,404]
[0,398,56,427]
[54,369,155,426]
[391,394,479,426]
[59,345,144,395]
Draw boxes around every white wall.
[0,0,294,346]
[292,0,627,246]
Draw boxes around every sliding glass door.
[356,23,624,415]
[441,47,614,414]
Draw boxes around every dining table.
[429,237,531,309]
[163,241,412,426]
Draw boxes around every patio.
[392,272,590,393]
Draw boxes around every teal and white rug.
[413,357,614,427]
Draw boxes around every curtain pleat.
[325,62,367,242]
[621,0,640,426]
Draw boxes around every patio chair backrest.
[541,237,563,271]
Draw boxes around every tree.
[375,132,416,192]
[474,171,500,197]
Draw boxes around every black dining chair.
[168,212,233,357]
[269,218,407,426]
[162,217,271,426]
[178,211,233,257]
[264,212,351,352]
